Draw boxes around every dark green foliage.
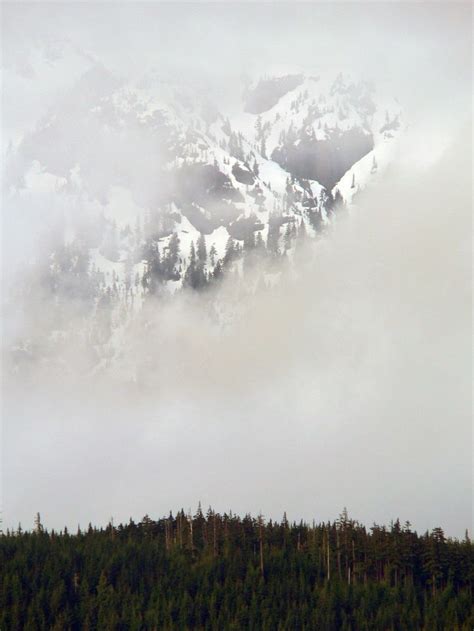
[196,234,207,265]
[183,242,207,290]
[1,510,472,630]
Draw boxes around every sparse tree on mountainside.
[284,222,293,251]
[212,259,223,281]
[209,244,217,266]
[184,241,207,290]
[161,232,181,281]
[197,233,207,264]
[223,236,236,265]
[267,213,281,256]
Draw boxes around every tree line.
[1,507,472,630]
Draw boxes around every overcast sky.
[1,2,472,536]
[2,3,471,139]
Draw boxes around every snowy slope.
[5,66,402,373]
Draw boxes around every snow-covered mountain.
[5,65,402,375]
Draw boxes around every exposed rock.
[232,162,255,185]
[272,128,374,190]
[244,74,304,114]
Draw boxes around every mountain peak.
[6,67,402,375]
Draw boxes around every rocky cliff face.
[271,126,374,189]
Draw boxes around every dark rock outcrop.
[272,127,373,189]
[244,75,304,114]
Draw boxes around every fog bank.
[4,129,471,536]
[1,2,472,536]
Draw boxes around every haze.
[1,2,472,536]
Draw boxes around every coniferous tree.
[284,222,293,252]
[197,233,207,265]
[209,244,217,266]
[162,232,180,281]
[212,260,223,281]
[224,236,236,266]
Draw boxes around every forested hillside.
[1,509,472,630]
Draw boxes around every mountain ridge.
[5,66,402,376]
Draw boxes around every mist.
[1,3,472,537]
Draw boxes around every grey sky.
[1,1,472,536]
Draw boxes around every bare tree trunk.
[165,520,170,551]
[352,539,356,584]
[189,513,194,552]
[178,512,183,548]
[327,529,331,581]
[213,513,217,557]
[336,529,342,579]
[258,515,264,578]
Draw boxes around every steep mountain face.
[237,73,383,189]
[5,66,401,374]
[273,126,373,189]
[243,74,305,114]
